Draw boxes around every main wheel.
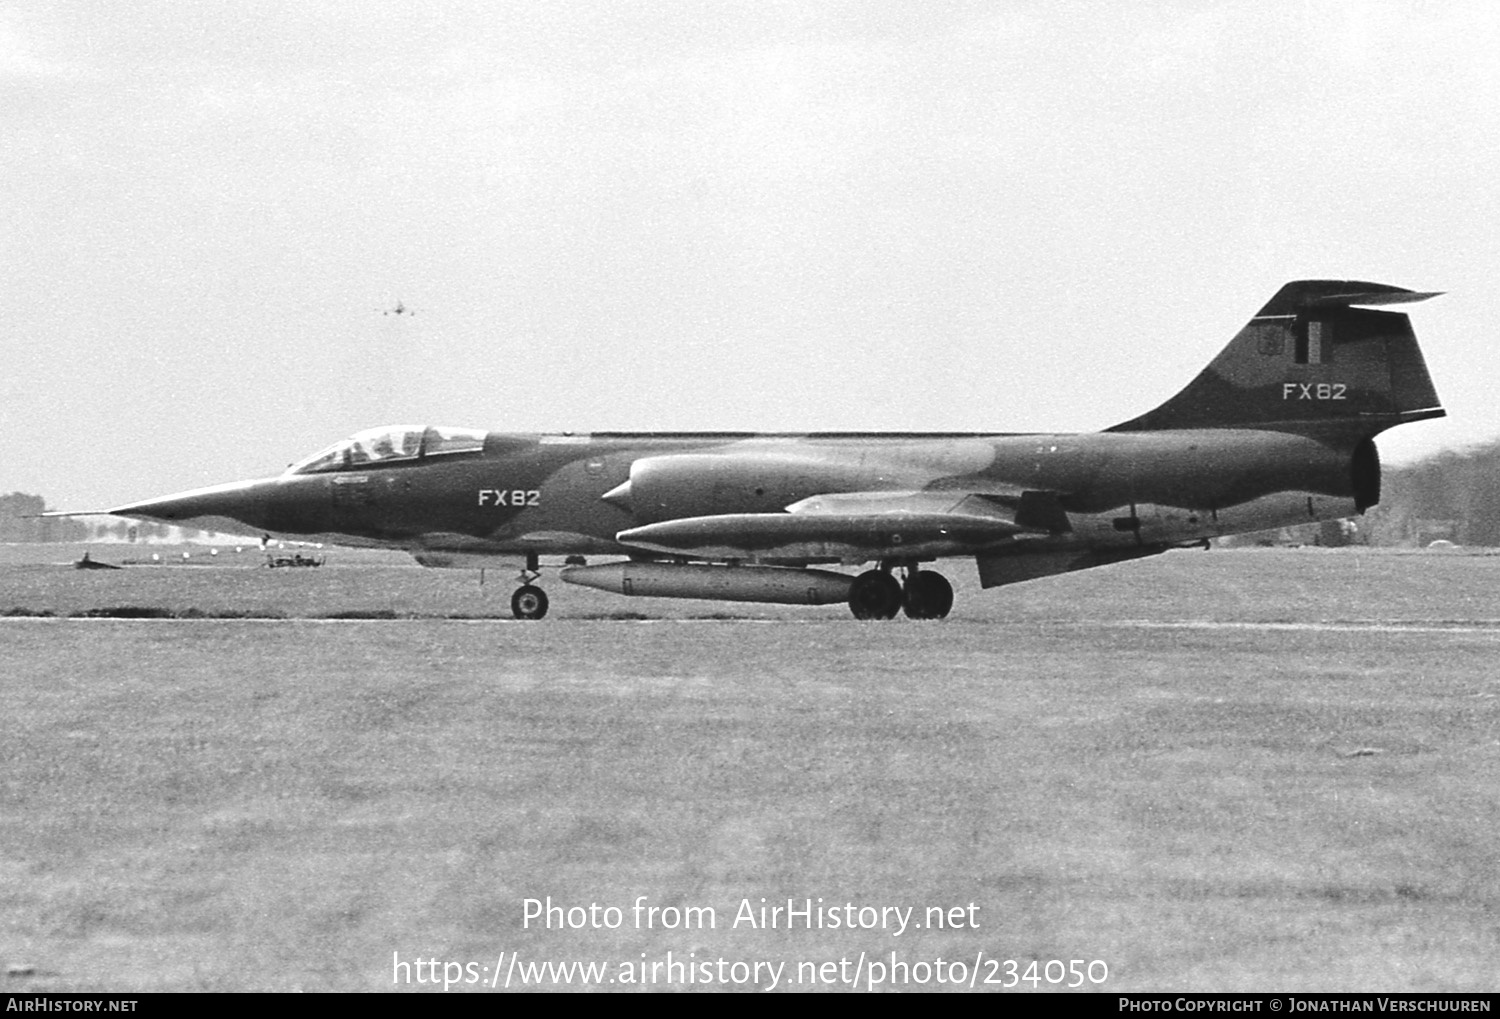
[848,569,902,620]
[902,571,954,620]
[511,584,549,620]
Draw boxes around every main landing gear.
[848,565,954,620]
[511,553,549,620]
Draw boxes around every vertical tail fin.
[1109,280,1444,433]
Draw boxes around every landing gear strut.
[847,565,953,620]
[511,553,549,620]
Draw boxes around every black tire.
[511,585,549,620]
[902,571,954,620]
[848,569,902,620]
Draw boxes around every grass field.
[2,544,1498,991]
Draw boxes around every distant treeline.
[0,492,178,543]
[0,493,86,542]
[1363,439,1500,546]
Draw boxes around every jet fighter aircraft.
[69,280,1444,620]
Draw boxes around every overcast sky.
[4,1,1498,508]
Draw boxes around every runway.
[3,546,1498,991]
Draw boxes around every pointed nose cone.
[109,478,274,530]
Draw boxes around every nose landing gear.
[511,554,549,620]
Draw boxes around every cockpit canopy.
[285,425,487,475]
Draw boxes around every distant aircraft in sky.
[381,299,414,316]
[60,280,1444,620]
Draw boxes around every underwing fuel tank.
[560,562,854,606]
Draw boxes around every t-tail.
[1108,280,1444,435]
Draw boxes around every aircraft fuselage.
[132,424,1370,562]
[85,280,1445,619]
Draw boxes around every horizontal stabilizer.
[1304,289,1443,308]
[1256,280,1441,316]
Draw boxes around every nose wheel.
[511,554,549,620]
[511,584,549,620]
